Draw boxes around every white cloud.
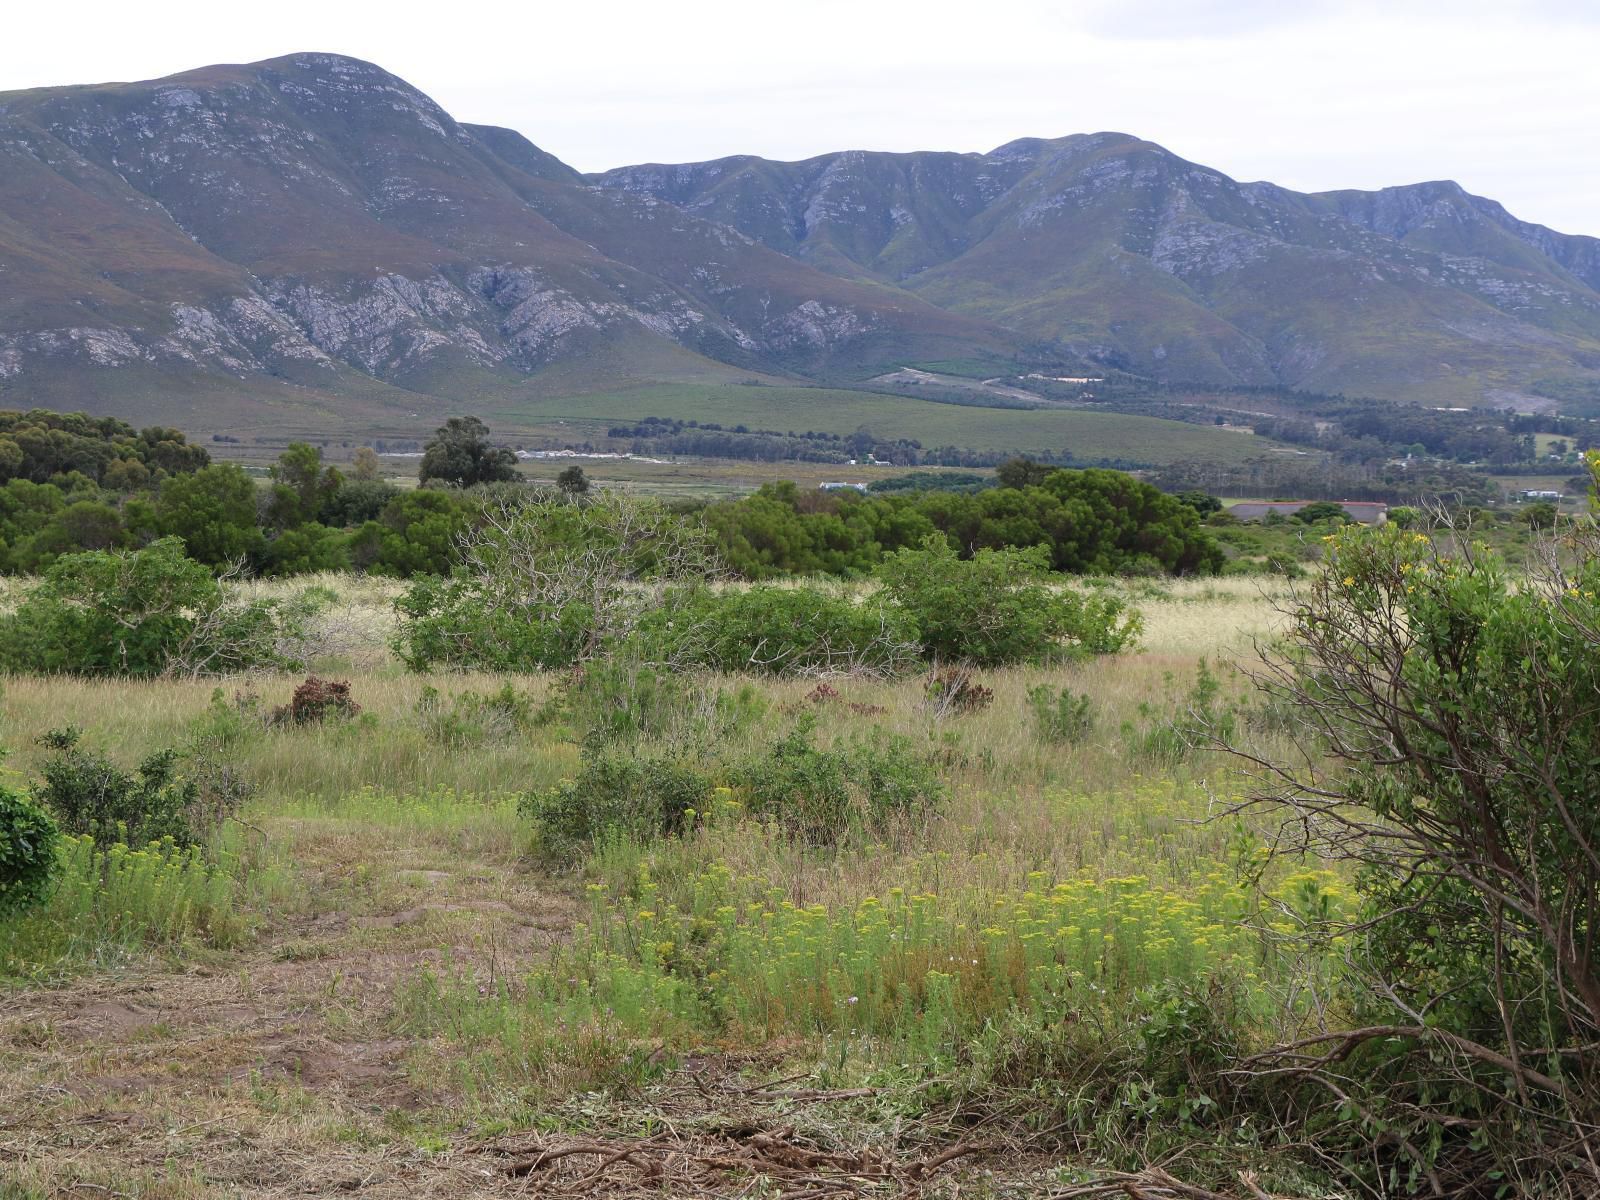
[1,0,1596,234]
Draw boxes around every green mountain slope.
[595,135,1600,405]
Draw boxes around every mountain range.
[2,51,1598,432]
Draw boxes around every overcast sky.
[5,0,1598,235]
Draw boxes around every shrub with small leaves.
[738,717,945,845]
[521,750,716,855]
[0,780,60,914]
[35,728,205,850]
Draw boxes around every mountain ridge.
[593,134,1600,405]
[1,51,1597,428]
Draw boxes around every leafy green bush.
[1239,510,1600,1191]
[521,751,716,855]
[392,492,717,671]
[631,585,920,677]
[0,780,59,915]
[1027,684,1096,744]
[738,718,945,845]
[0,538,302,677]
[34,728,213,850]
[393,573,589,671]
[879,536,1141,666]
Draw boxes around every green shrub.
[1123,660,1235,766]
[0,538,302,677]
[0,781,59,915]
[1027,684,1096,745]
[521,750,716,854]
[879,535,1141,666]
[392,573,589,671]
[34,728,210,850]
[631,585,920,677]
[392,492,718,671]
[738,718,945,845]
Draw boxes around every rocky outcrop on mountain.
[0,54,1003,410]
[597,136,1600,403]
[2,52,1597,413]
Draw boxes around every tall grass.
[1,835,242,980]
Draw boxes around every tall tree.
[419,417,517,487]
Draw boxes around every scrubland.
[0,576,1344,1198]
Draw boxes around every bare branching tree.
[453,490,723,664]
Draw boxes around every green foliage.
[358,489,472,576]
[705,468,1224,581]
[393,492,718,671]
[155,462,266,567]
[738,717,945,845]
[414,683,537,747]
[1291,501,1349,525]
[419,416,517,486]
[632,585,920,676]
[392,572,589,671]
[0,777,60,915]
[34,728,209,850]
[1027,684,1097,745]
[1522,500,1558,529]
[1248,511,1600,1189]
[1174,490,1223,516]
[1,835,239,978]
[879,535,1141,666]
[0,538,298,677]
[704,481,935,578]
[0,409,206,486]
[521,750,715,854]
[555,464,590,495]
[1123,659,1235,766]
[267,441,342,530]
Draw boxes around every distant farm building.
[1227,500,1389,525]
[819,481,868,492]
[1518,489,1563,501]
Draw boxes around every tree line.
[0,411,1223,582]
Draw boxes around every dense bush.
[631,585,920,677]
[34,728,211,850]
[879,536,1141,666]
[738,719,945,845]
[0,779,60,915]
[704,468,1223,580]
[1238,493,1600,1193]
[0,538,304,677]
[522,751,716,854]
[393,492,719,671]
